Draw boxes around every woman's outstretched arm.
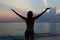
[33,7,51,20]
[11,9,26,20]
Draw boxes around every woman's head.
[27,11,33,18]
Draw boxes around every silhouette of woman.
[11,7,51,40]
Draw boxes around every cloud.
[1,0,44,13]
[56,9,60,13]
[0,0,39,12]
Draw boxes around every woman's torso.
[25,18,35,31]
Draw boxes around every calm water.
[0,22,60,40]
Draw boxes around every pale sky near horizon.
[0,0,60,19]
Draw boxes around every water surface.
[0,22,60,40]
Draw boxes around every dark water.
[0,23,60,40]
[0,33,60,40]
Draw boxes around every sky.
[0,0,60,35]
[0,0,60,19]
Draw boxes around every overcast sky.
[0,0,60,19]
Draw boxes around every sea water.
[0,22,60,40]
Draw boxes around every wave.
[0,33,60,40]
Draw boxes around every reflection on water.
[34,23,60,34]
[0,23,60,34]
[50,23,57,34]
[0,23,60,40]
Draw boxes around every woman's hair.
[27,11,33,18]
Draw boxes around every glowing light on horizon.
[43,0,50,12]
[44,0,48,7]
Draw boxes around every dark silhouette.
[11,7,51,40]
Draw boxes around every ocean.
[0,22,60,40]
